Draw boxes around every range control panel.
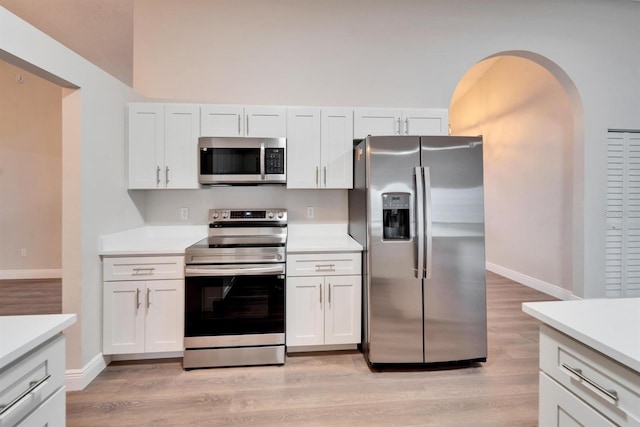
[209,209,287,222]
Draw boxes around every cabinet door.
[353,108,401,139]
[286,277,324,346]
[324,275,361,345]
[245,106,287,138]
[128,104,164,189]
[103,281,145,354]
[200,105,244,137]
[164,105,200,189]
[286,107,321,189]
[145,280,184,353]
[401,108,449,136]
[539,372,616,427]
[321,108,354,189]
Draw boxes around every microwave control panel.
[265,148,285,174]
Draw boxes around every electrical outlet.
[180,207,189,220]
[20,248,27,257]
[307,207,315,219]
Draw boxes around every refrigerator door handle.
[414,166,425,279]
[423,166,433,280]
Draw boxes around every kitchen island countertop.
[0,314,76,370]
[523,298,640,372]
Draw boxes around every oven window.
[200,148,260,175]
[185,275,285,337]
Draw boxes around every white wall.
[133,0,640,298]
[0,7,143,382]
[0,61,61,272]
[451,56,574,296]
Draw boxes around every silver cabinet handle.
[136,288,141,309]
[396,117,401,134]
[328,283,331,305]
[0,374,51,417]
[132,267,155,275]
[405,118,409,135]
[323,166,327,186]
[166,166,170,184]
[319,283,323,307]
[562,363,619,402]
[237,115,241,135]
[316,167,319,186]
[315,264,335,271]
[146,288,151,308]
[246,115,250,135]
[156,166,161,185]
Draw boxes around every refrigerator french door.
[349,135,487,365]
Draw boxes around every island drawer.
[539,324,640,426]
[103,256,184,281]
[0,335,65,427]
[287,253,361,277]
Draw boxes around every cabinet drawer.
[0,335,65,427]
[103,256,184,281]
[540,324,640,426]
[287,253,361,277]
[15,386,65,427]
[539,372,616,427]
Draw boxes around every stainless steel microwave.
[198,137,286,185]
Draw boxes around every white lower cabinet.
[286,252,361,351]
[537,324,640,427]
[102,256,185,355]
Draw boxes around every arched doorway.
[450,52,583,300]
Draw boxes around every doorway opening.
[450,52,583,300]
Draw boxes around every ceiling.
[0,0,134,86]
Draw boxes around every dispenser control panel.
[382,193,410,209]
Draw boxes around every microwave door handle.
[415,166,424,279]
[424,166,432,280]
[260,142,266,181]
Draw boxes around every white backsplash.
[140,187,349,225]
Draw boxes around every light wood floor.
[66,272,555,426]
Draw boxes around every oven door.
[184,264,285,346]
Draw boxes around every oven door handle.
[185,264,285,277]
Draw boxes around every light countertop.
[99,225,208,256]
[0,314,77,369]
[523,298,640,373]
[287,224,363,253]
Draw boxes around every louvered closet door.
[606,131,640,297]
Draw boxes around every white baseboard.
[486,262,579,301]
[0,269,63,280]
[65,353,109,391]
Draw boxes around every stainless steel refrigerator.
[349,135,487,365]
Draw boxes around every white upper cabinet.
[286,107,353,189]
[200,105,286,138]
[128,103,199,189]
[353,107,449,139]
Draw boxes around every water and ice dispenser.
[382,193,410,240]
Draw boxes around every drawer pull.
[132,267,155,275]
[561,363,619,402]
[0,374,51,416]
[315,264,335,271]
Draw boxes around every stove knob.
[277,212,284,219]
[222,212,229,219]
[267,212,274,219]
[212,212,219,219]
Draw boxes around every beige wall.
[451,56,574,293]
[0,60,62,271]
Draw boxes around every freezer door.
[367,136,424,364]
[420,136,487,363]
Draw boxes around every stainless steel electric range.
[183,209,287,369]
